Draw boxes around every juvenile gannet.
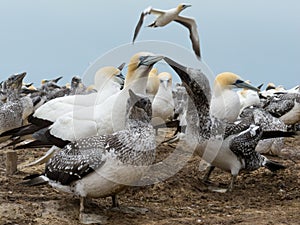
[14,52,163,148]
[146,68,160,102]
[132,3,201,59]
[240,105,287,156]
[164,57,289,191]
[0,73,34,136]
[264,93,300,126]
[210,72,259,122]
[21,90,156,223]
[152,72,175,122]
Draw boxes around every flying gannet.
[132,3,201,59]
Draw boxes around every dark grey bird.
[163,57,291,192]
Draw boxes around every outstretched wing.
[174,16,201,59]
[132,7,164,43]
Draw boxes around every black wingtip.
[18,175,49,186]
[264,160,286,172]
[261,131,296,139]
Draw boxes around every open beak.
[234,80,260,92]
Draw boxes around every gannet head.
[266,82,276,91]
[177,3,192,11]
[94,66,124,91]
[71,76,82,88]
[6,72,27,90]
[158,72,172,90]
[125,52,164,88]
[215,72,259,92]
[127,89,152,122]
[146,68,160,96]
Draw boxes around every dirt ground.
[0,132,299,225]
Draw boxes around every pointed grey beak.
[115,72,125,86]
[234,80,260,92]
[139,55,164,67]
[162,80,168,89]
[183,5,192,9]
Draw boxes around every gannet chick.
[210,72,259,122]
[146,68,160,102]
[164,57,289,192]
[152,72,175,122]
[0,72,33,135]
[21,90,156,223]
[132,3,201,59]
[264,93,300,126]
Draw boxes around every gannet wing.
[132,7,164,43]
[174,16,201,59]
[45,135,107,185]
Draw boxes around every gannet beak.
[115,72,125,86]
[184,5,192,9]
[54,76,63,83]
[16,72,27,82]
[234,80,260,92]
[162,80,168,89]
[139,55,164,67]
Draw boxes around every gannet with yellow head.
[210,72,259,122]
[132,3,201,59]
[33,52,164,145]
[33,66,124,123]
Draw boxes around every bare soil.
[0,133,299,225]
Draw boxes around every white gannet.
[210,72,259,123]
[152,72,175,123]
[32,66,124,124]
[132,3,201,59]
[237,82,261,114]
[146,68,160,102]
[21,90,156,223]
[15,52,163,148]
[164,57,289,192]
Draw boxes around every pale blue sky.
[0,0,299,88]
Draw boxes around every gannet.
[32,66,124,123]
[21,90,156,223]
[240,105,287,156]
[264,93,300,126]
[0,73,34,136]
[132,3,201,59]
[237,81,261,114]
[146,68,160,102]
[152,72,175,122]
[164,57,289,191]
[15,52,163,148]
[210,72,259,122]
